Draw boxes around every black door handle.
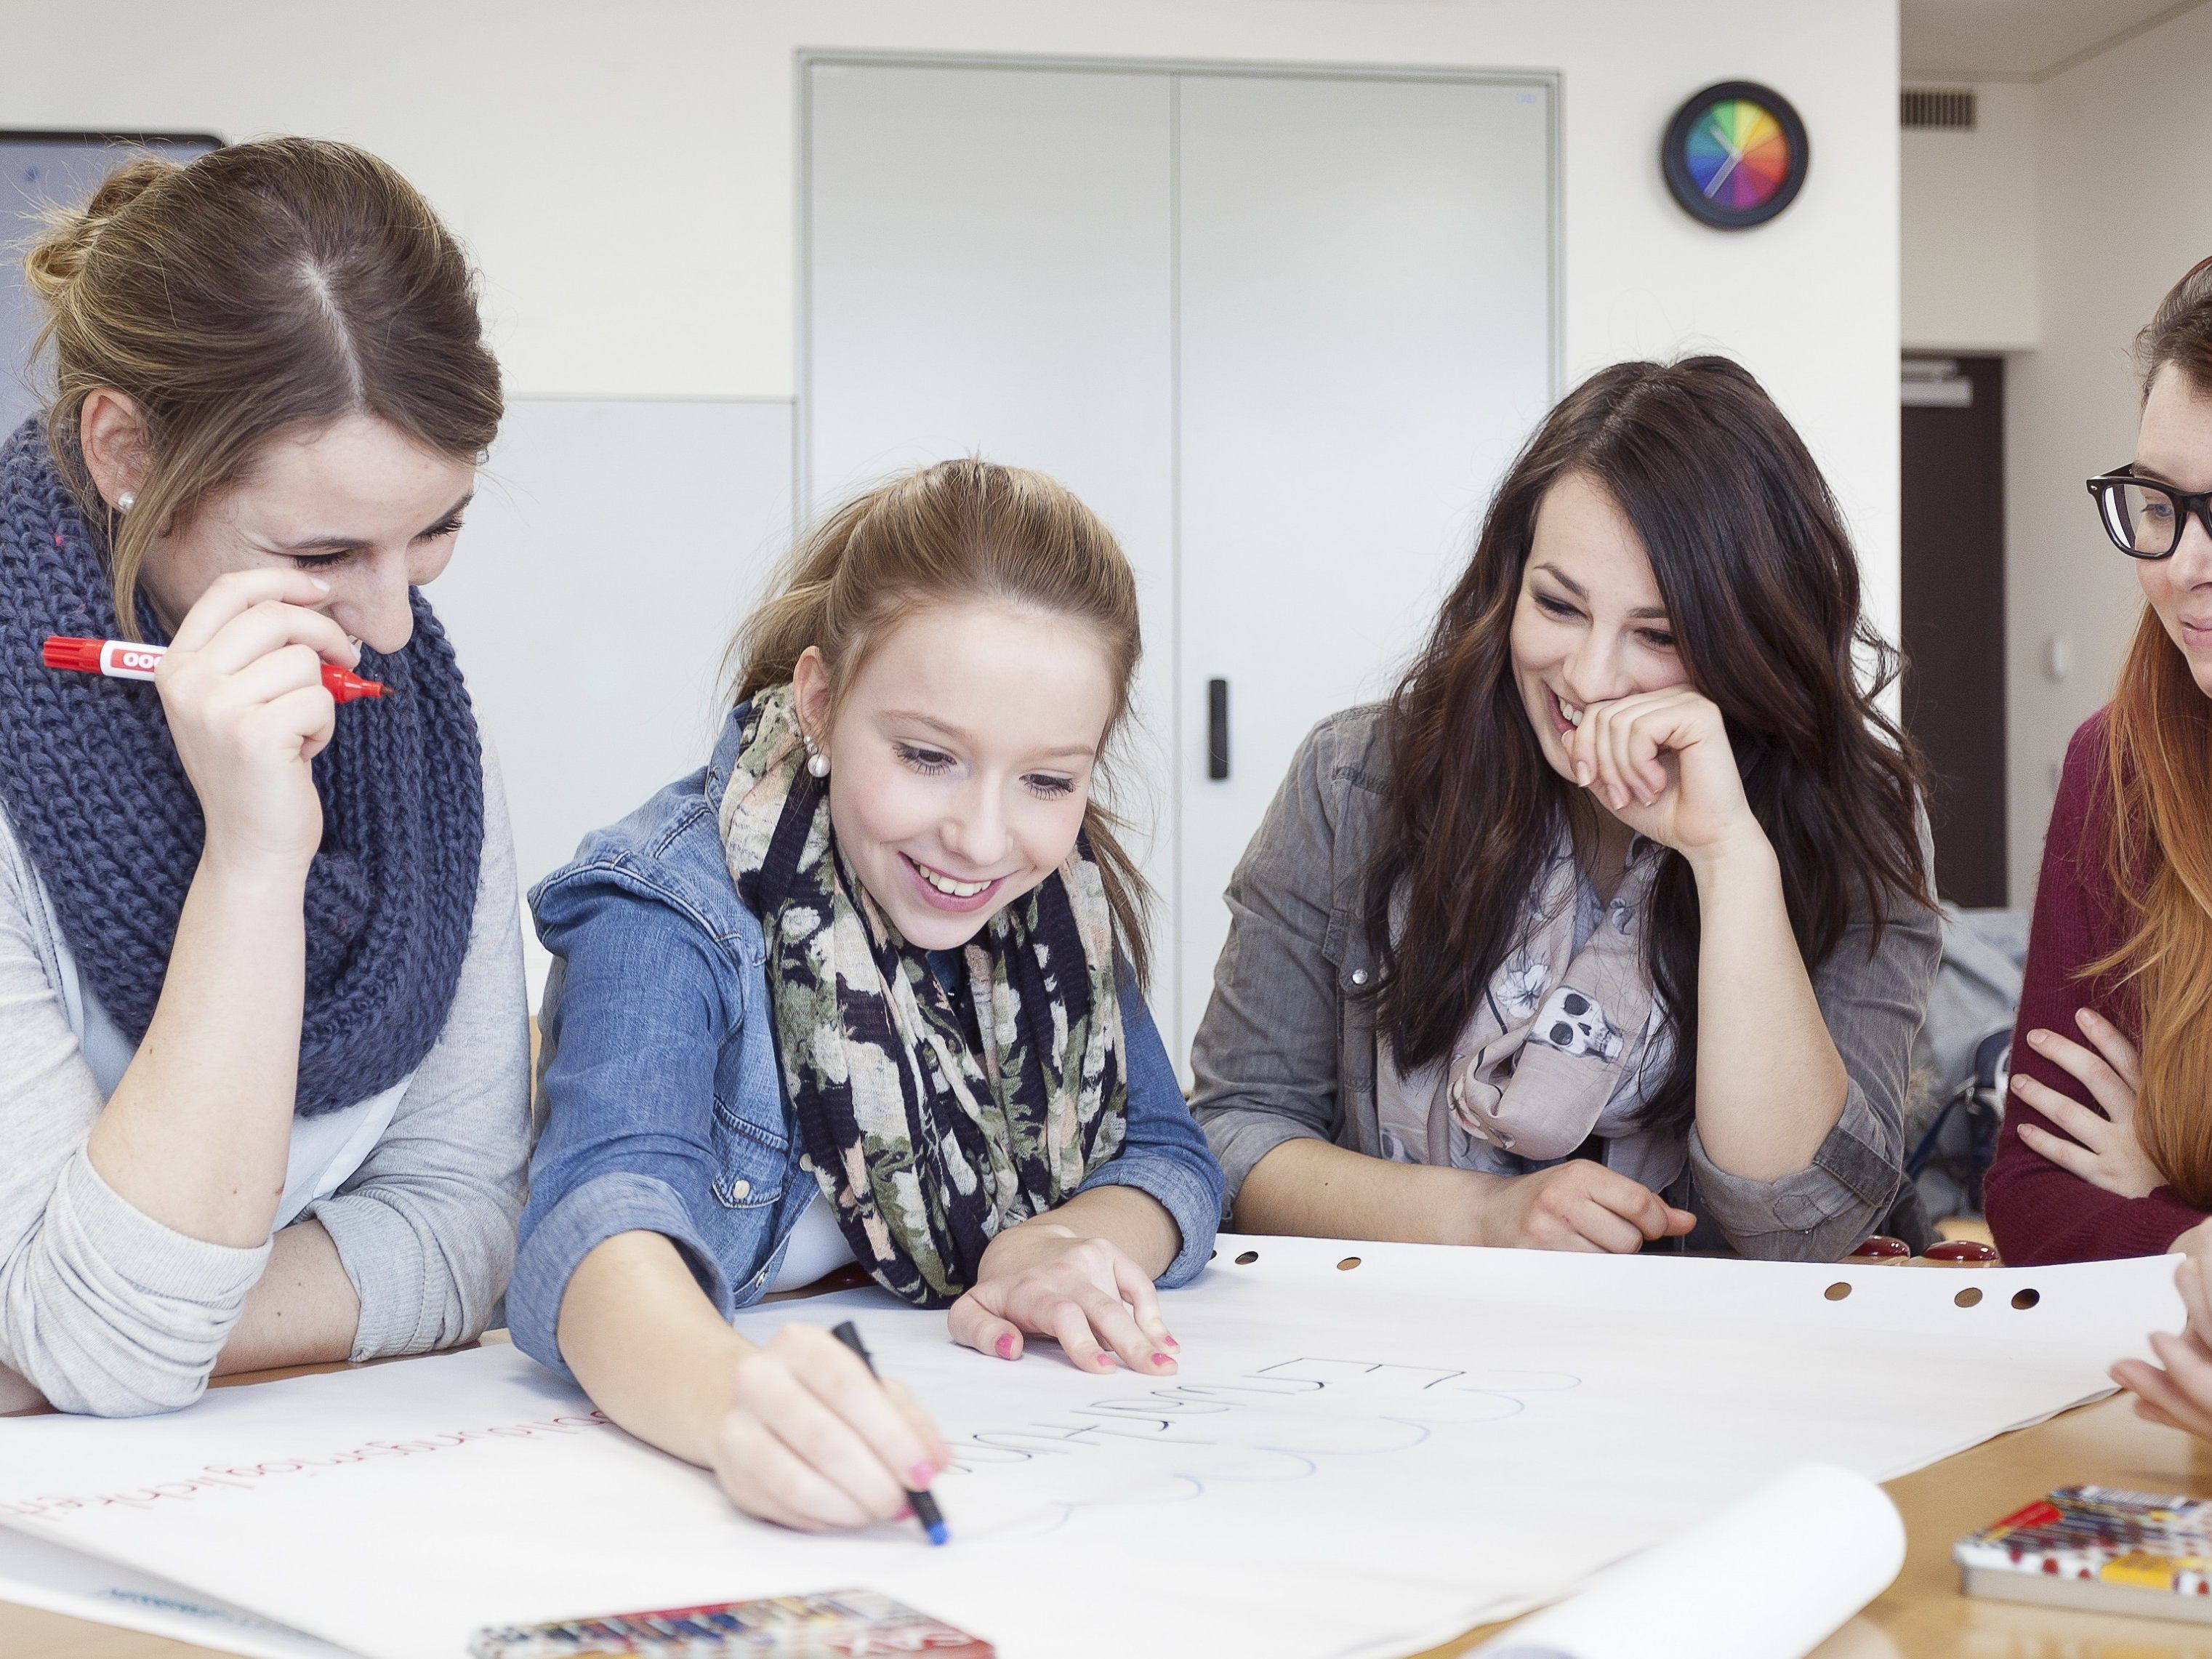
[1208,678,1229,780]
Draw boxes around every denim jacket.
[508,710,1223,1381]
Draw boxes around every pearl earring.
[807,748,831,779]
[115,490,136,514]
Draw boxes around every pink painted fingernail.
[909,1463,935,1487]
[1152,1352,1173,1365]
[896,1504,914,1519]
[1162,1335,1180,1349]
[995,1334,1016,1359]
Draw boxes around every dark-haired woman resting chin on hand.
[1191,357,1942,1262]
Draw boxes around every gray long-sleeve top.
[1189,706,1942,1262]
[0,746,531,1415]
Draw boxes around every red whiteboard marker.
[41,635,385,704]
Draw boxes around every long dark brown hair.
[1364,356,1931,1138]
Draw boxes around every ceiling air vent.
[1902,88,1976,131]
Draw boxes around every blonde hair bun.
[24,138,502,635]
[23,156,179,304]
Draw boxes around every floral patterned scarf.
[716,684,1128,1306]
[1377,818,1680,1192]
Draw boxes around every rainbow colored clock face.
[1662,82,1809,230]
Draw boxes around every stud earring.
[115,490,136,514]
[807,747,831,779]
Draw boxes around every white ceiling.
[1902,0,2201,79]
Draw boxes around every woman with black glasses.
[1985,256,2212,1273]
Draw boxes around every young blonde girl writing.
[508,460,1221,1532]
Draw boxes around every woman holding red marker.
[0,140,528,1415]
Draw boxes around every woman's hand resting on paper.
[708,1323,952,1533]
[2011,1008,2164,1200]
[2112,1245,2212,1440]
[949,1223,1181,1377]
[1471,1162,1697,1253]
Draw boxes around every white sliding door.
[805,60,1181,1021]
[805,57,1556,1066]
[1174,73,1554,1050]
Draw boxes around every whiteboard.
[428,398,796,996]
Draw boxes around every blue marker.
[830,1320,949,1546]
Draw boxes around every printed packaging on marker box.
[1956,1485,2212,1623]
[467,1588,994,1658]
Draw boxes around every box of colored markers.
[1955,1485,2212,1623]
[468,1587,994,1657]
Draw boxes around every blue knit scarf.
[0,418,485,1117]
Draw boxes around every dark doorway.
[1901,354,2006,907]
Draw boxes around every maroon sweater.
[1985,711,2207,1263]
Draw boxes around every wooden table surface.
[11,1351,2212,1658]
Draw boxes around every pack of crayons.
[467,1588,995,1658]
[1955,1485,2212,1623]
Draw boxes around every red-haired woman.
[1988,259,2212,1276]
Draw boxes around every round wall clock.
[1661,81,1809,230]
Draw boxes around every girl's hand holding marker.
[702,1223,1182,1536]
[832,1322,950,1544]
[709,1321,952,1536]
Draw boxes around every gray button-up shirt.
[1189,705,1942,1262]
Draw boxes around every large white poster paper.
[0,1240,2181,1659]
[0,1526,342,1659]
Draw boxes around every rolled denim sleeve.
[1075,966,1224,1288]
[1686,867,1942,1262]
[507,864,748,1381]
[510,1171,731,1386]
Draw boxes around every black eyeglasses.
[2086,465,2212,559]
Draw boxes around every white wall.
[14,1,1902,987]
[2003,1,2212,902]
[17,0,1902,619]
[1901,81,2038,351]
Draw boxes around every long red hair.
[2093,255,2212,1206]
